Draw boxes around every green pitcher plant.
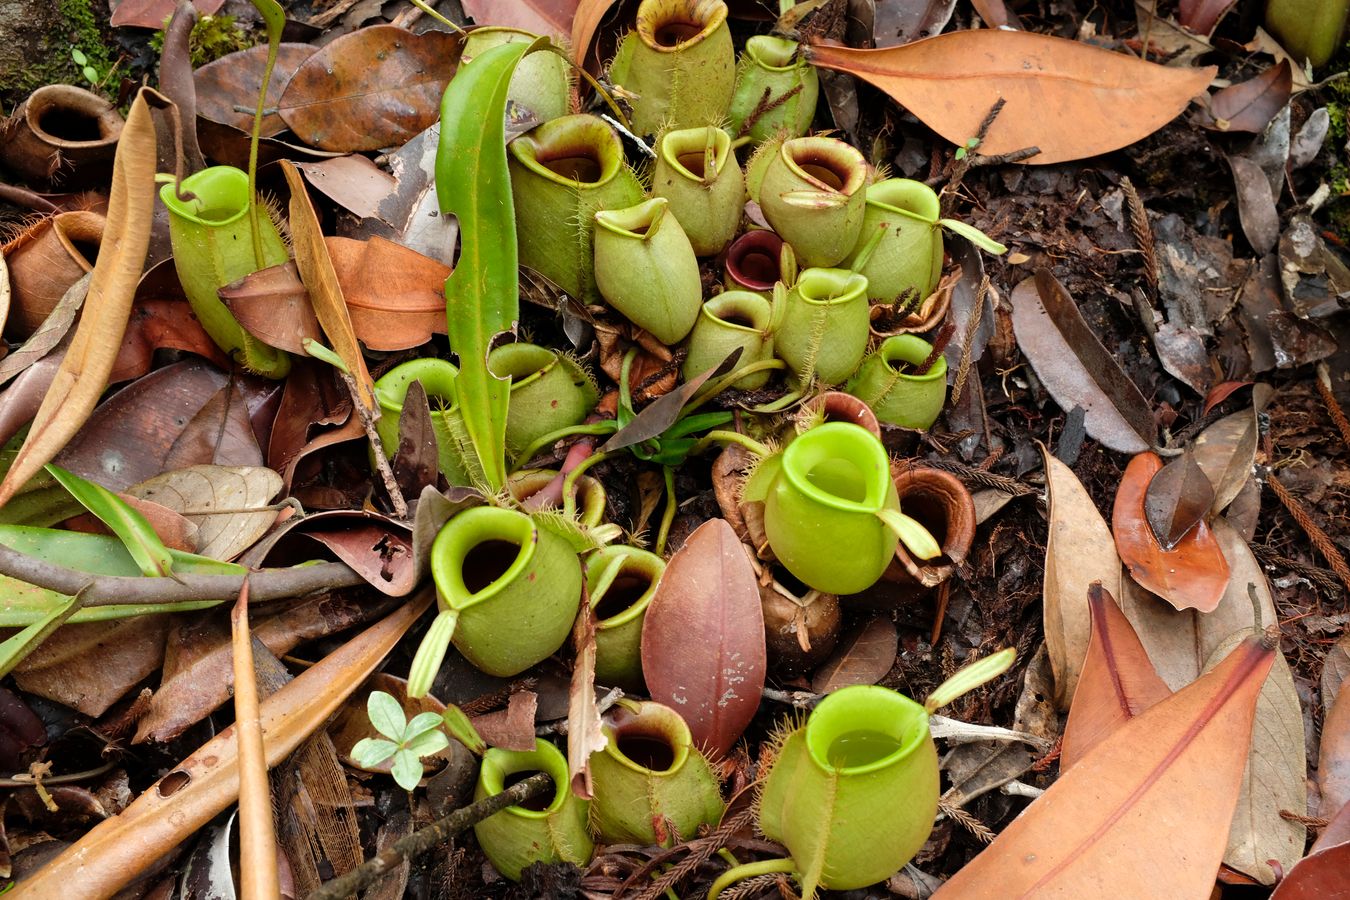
[488,343,598,459]
[650,126,745,256]
[473,738,594,880]
[586,545,666,691]
[708,649,1015,899]
[461,26,571,122]
[727,35,819,144]
[757,136,869,268]
[507,469,609,528]
[407,506,583,694]
[774,268,870,386]
[607,0,735,135]
[683,291,778,390]
[743,422,940,595]
[372,357,474,486]
[593,197,703,344]
[588,699,725,845]
[846,334,948,431]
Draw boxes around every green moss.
[59,0,115,83]
[149,14,258,68]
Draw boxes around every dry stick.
[304,773,552,900]
[1316,361,1350,449]
[232,581,282,900]
[950,275,989,407]
[1264,473,1350,594]
[0,541,363,606]
[339,369,409,519]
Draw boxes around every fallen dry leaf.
[463,0,576,38]
[110,0,223,29]
[1041,444,1121,710]
[1191,401,1262,515]
[1113,452,1230,613]
[1269,798,1350,899]
[128,465,283,562]
[218,262,323,356]
[1143,449,1215,551]
[567,589,605,798]
[641,518,765,758]
[295,156,396,221]
[805,31,1215,164]
[1060,583,1171,771]
[571,0,620,67]
[935,635,1274,899]
[1200,60,1293,134]
[1320,679,1350,820]
[326,236,451,351]
[12,616,170,717]
[474,690,539,752]
[809,616,898,694]
[1011,271,1157,453]
[192,43,315,136]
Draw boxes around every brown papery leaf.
[809,616,898,695]
[1010,271,1156,453]
[1201,60,1293,134]
[295,156,395,221]
[641,518,766,758]
[1202,630,1306,883]
[1143,449,1215,550]
[110,0,222,29]
[1320,683,1350,821]
[281,161,377,412]
[475,690,539,752]
[129,465,282,562]
[463,0,577,39]
[219,261,323,356]
[1041,445,1121,710]
[1113,452,1229,613]
[1325,633,1350,716]
[871,0,957,48]
[326,236,450,351]
[567,591,605,798]
[1191,403,1260,515]
[805,32,1215,164]
[393,380,441,502]
[13,617,170,717]
[0,89,161,509]
[571,0,621,67]
[193,44,315,136]
[1269,800,1350,899]
[935,635,1274,899]
[1060,584,1171,771]
[278,26,462,152]
[21,593,430,897]
[1178,0,1237,37]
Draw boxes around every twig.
[1316,362,1350,450]
[339,370,407,519]
[304,773,552,900]
[950,276,988,407]
[1263,472,1350,594]
[965,147,1041,167]
[232,582,282,900]
[0,543,363,607]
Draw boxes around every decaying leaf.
[1041,445,1121,710]
[462,0,576,39]
[1191,401,1262,515]
[325,236,451,351]
[1143,449,1215,550]
[1320,681,1350,821]
[128,465,283,562]
[193,43,315,136]
[567,591,605,798]
[805,31,1215,164]
[571,0,621,66]
[936,635,1275,898]
[1060,584,1171,771]
[641,518,766,757]
[295,156,396,221]
[1010,271,1157,453]
[473,690,539,752]
[809,616,898,694]
[1200,60,1292,134]
[218,262,323,356]
[1113,452,1230,613]
[1269,798,1350,899]
[12,616,171,717]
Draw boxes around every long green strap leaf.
[0,588,86,679]
[435,39,543,490]
[45,464,176,578]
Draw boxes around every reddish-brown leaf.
[641,518,765,758]
[1320,683,1350,820]
[805,31,1215,165]
[571,0,621,67]
[109,0,223,29]
[809,616,898,694]
[463,0,577,39]
[1202,380,1253,415]
[1113,452,1230,612]
[1061,584,1171,771]
[1143,449,1215,550]
[1178,0,1236,36]
[325,236,451,351]
[218,262,323,356]
[193,44,315,136]
[1269,800,1350,900]
[278,26,462,152]
[1201,60,1293,134]
[935,635,1275,898]
[13,616,171,717]
[474,690,539,752]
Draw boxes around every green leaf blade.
[366,690,407,739]
[44,464,175,578]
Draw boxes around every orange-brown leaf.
[935,635,1275,899]
[1060,583,1171,771]
[571,0,621,66]
[325,236,450,351]
[1112,452,1230,612]
[805,31,1216,165]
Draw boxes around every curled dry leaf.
[1113,452,1230,613]
[935,635,1275,899]
[1041,444,1120,710]
[278,26,463,152]
[571,0,622,66]
[325,236,451,351]
[1191,402,1261,515]
[17,594,431,898]
[1201,630,1306,884]
[1010,271,1156,453]
[805,31,1216,165]
[1143,449,1214,551]
[567,592,605,798]
[640,518,766,758]
[473,690,539,753]
[128,465,283,562]
[218,262,323,356]
[809,616,898,695]
[1060,583,1171,772]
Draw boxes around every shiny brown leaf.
[218,261,323,356]
[809,616,898,694]
[326,236,450,352]
[1143,449,1215,550]
[193,44,315,136]
[1269,800,1350,899]
[1201,60,1293,134]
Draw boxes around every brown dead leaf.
[295,156,395,221]
[474,690,539,752]
[1202,630,1306,883]
[110,0,223,29]
[641,518,765,758]
[805,31,1216,165]
[1191,403,1261,515]
[281,162,376,412]
[571,0,620,67]
[326,236,450,351]
[1113,452,1230,613]
[1324,633,1350,716]
[0,90,161,509]
[12,616,171,717]
[1201,60,1292,133]
[193,44,316,136]
[218,262,323,356]
[1011,272,1157,453]
[463,0,576,38]
[1270,800,1350,899]
[567,586,604,798]
[1041,444,1121,710]
[128,465,282,562]
[809,616,898,694]
[936,635,1275,898]
[278,26,462,152]
[1320,681,1350,820]
[1143,449,1215,551]
[1060,584,1171,771]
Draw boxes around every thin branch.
[0,542,364,607]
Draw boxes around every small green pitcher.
[586,545,666,691]
[846,334,947,431]
[372,357,471,485]
[775,268,870,386]
[683,291,777,390]
[488,343,597,458]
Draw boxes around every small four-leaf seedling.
[350,690,451,791]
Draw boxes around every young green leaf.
[366,690,407,739]
[403,729,450,758]
[350,736,399,768]
[925,647,1017,712]
[0,589,86,679]
[443,703,487,755]
[45,464,175,578]
[71,48,88,66]
[435,39,547,490]
[405,711,445,739]
[390,748,423,791]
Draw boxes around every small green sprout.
[350,690,450,791]
[70,48,100,89]
[954,137,981,161]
